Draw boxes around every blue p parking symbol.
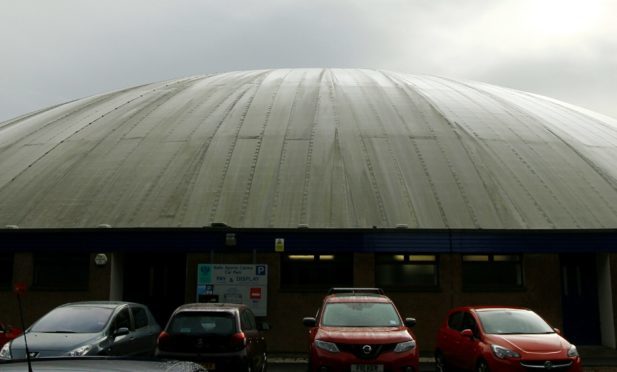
[256,265,266,276]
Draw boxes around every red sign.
[250,287,262,300]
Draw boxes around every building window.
[462,254,523,291]
[0,253,13,290]
[375,254,439,290]
[280,253,352,291]
[32,252,89,291]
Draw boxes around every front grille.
[520,360,573,370]
[336,343,397,359]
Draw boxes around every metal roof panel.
[1,69,617,229]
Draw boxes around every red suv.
[302,288,419,372]
[435,306,582,372]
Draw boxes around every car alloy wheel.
[261,353,267,372]
[435,352,448,372]
[477,360,489,372]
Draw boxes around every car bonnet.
[9,332,102,358]
[316,326,412,344]
[484,333,568,355]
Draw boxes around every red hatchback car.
[435,306,582,372]
[303,288,419,372]
[0,323,21,349]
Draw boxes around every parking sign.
[196,264,268,316]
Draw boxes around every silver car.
[0,301,161,360]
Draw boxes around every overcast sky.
[1,0,616,122]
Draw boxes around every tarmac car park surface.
[0,357,206,371]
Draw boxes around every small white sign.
[275,238,285,252]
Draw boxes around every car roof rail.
[327,288,385,295]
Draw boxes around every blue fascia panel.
[1,228,616,254]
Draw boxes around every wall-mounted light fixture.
[94,253,108,266]
[288,255,315,261]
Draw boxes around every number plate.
[350,365,384,372]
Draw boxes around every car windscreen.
[477,310,555,334]
[168,312,237,336]
[321,302,402,327]
[29,306,114,333]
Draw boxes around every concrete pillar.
[597,253,616,348]
[109,252,124,301]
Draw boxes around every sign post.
[14,283,32,372]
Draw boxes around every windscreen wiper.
[497,332,525,335]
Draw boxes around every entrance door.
[560,254,601,345]
[123,252,187,327]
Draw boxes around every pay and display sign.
[197,264,268,316]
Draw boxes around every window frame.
[280,253,353,292]
[31,252,90,291]
[461,312,479,337]
[448,311,464,331]
[0,253,14,290]
[461,253,524,292]
[131,305,149,330]
[374,253,440,291]
[112,307,132,332]
[240,309,257,331]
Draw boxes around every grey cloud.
[1,0,615,121]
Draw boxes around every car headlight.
[568,345,579,357]
[0,342,11,360]
[67,344,93,357]
[394,340,416,353]
[491,344,520,359]
[314,339,340,353]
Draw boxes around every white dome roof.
[1,68,617,229]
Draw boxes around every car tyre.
[476,360,489,372]
[435,351,448,372]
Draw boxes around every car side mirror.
[259,322,271,331]
[404,318,417,328]
[303,317,316,327]
[461,329,474,338]
[113,327,130,337]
